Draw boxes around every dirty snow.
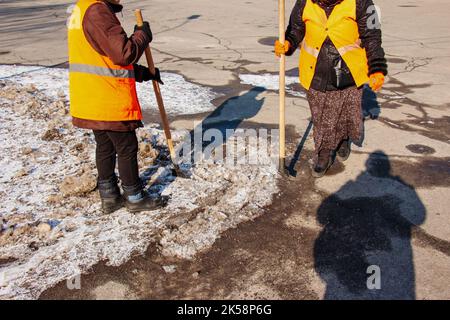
[0,72,279,299]
[239,73,306,98]
[0,65,217,115]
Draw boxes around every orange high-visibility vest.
[299,0,369,90]
[68,0,142,121]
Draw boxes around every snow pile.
[239,73,306,98]
[0,65,217,115]
[0,78,278,299]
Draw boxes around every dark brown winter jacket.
[72,0,150,132]
[285,0,388,91]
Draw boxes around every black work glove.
[143,67,164,85]
[134,64,163,84]
[134,21,153,43]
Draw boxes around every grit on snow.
[0,66,279,299]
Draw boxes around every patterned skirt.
[307,86,363,155]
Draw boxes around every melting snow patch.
[0,78,278,299]
[239,73,306,98]
[0,65,217,115]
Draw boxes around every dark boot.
[336,139,351,161]
[98,176,124,214]
[122,183,169,213]
[312,149,332,178]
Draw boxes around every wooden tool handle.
[135,9,175,157]
[135,10,157,75]
[135,9,145,27]
[278,0,286,168]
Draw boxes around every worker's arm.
[284,0,307,56]
[83,2,151,66]
[357,0,388,77]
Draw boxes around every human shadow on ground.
[313,151,426,299]
[198,86,266,140]
[145,87,266,193]
[362,85,381,120]
[178,87,266,163]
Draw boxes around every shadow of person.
[362,85,381,120]
[145,87,266,194]
[200,86,266,138]
[350,86,382,149]
[178,87,266,163]
[313,151,426,300]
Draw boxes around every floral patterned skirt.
[307,86,363,155]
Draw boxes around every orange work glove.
[274,40,290,57]
[369,72,385,92]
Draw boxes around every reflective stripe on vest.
[69,64,136,79]
[299,0,369,90]
[337,39,363,56]
[68,0,142,122]
[301,42,320,58]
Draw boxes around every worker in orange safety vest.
[68,0,167,213]
[275,0,387,177]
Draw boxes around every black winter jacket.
[285,0,388,91]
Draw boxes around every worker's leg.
[335,87,363,161]
[93,130,117,180]
[306,87,363,177]
[93,130,124,214]
[306,90,333,178]
[106,130,167,212]
[106,130,140,187]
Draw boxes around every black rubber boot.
[312,149,332,178]
[122,183,169,213]
[98,176,124,214]
[336,139,351,161]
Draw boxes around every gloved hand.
[143,67,164,85]
[134,21,153,43]
[274,39,290,57]
[369,72,385,92]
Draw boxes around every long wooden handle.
[135,9,176,160]
[278,0,286,169]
